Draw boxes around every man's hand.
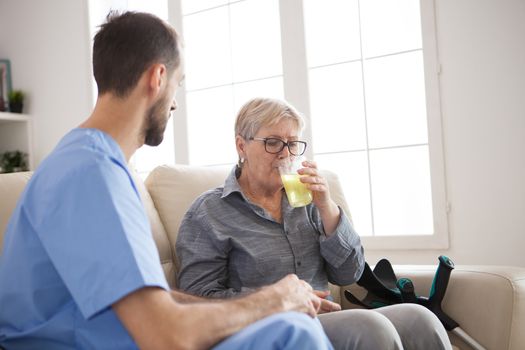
[264,274,322,317]
[113,278,336,349]
[313,290,342,314]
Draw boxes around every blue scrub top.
[0,128,169,349]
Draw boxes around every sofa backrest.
[0,164,350,295]
[144,164,233,281]
[144,164,351,296]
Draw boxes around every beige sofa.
[1,164,524,350]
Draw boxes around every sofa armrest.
[341,265,525,350]
[0,171,33,253]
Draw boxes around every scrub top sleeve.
[35,161,169,320]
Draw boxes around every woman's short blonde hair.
[235,97,305,140]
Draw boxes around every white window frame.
[168,0,449,250]
[167,0,191,165]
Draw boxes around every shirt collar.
[221,165,287,223]
[221,166,244,199]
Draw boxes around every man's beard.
[143,96,170,147]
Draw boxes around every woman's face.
[238,119,300,193]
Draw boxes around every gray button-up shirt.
[176,167,365,298]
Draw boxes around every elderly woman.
[176,98,451,350]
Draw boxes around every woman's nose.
[279,144,291,158]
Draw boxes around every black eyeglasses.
[249,137,307,156]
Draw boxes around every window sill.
[361,230,449,250]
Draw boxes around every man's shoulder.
[36,129,127,182]
[53,128,125,167]
[33,150,123,190]
[24,138,131,207]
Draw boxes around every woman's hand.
[268,274,322,317]
[266,275,341,317]
[313,290,342,314]
[298,160,334,209]
[298,160,341,235]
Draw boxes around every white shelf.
[0,111,31,122]
[0,112,34,170]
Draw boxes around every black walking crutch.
[344,256,486,350]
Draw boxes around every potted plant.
[8,90,25,113]
[0,150,29,173]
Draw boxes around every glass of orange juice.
[278,156,313,208]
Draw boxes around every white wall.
[0,0,93,165]
[0,0,523,267]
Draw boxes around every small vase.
[9,102,23,113]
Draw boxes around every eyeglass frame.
[249,137,308,156]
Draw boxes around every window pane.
[132,118,175,173]
[365,51,428,148]
[315,152,373,236]
[127,0,167,19]
[369,146,433,236]
[183,7,232,90]
[186,86,237,165]
[230,0,282,82]
[303,0,361,67]
[181,0,228,15]
[361,0,422,58]
[232,77,284,116]
[309,62,367,153]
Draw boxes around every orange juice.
[281,174,313,208]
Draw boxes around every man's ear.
[147,63,167,96]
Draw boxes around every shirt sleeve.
[313,207,365,285]
[176,198,240,298]
[33,160,168,319]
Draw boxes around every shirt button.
[297,261,302,267]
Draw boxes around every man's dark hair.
[93,11,180,97]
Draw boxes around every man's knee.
[213,312,332,350]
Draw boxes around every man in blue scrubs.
[0,12,333,350]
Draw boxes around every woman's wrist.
[318,201,341,236]
[317,200,339,217]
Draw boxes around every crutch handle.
[428,255,454,306]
